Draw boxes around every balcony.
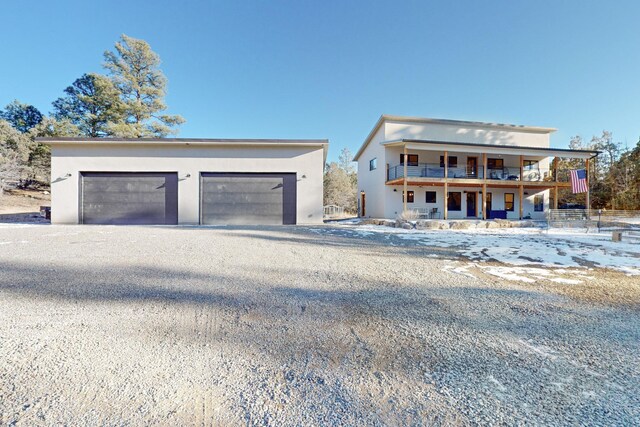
[387,163,556,182]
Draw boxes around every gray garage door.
[200,173,296,225]
[80,172,178,225]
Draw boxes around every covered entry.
[80,172,178,225]
[200,173,297,225]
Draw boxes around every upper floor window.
[369,158,377,171]
[400,154,419,166]
[487,158,504,169]
[440,156,458,168]
[523,160,538,170]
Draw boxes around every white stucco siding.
[50,143,325,225]
[385,122,551,148]
[384,186,445,219]
[356,125,387,218]
[523,189,549,220]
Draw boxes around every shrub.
[397,209,419,221]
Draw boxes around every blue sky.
[1,0,638,161]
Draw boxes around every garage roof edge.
[38,137,328,145]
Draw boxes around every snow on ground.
[335,223,640,277]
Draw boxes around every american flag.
[570,169,588,194]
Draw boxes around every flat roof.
[353,115,558,160]
[38,137,328,145]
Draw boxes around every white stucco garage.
[41,138,328,225]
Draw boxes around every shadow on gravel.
[154,224,464,259]
[1,259,639,424]
[0,260,637,346]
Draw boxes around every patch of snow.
[482,267,536,283]
[338,223,640,275]
[443,263,477,279]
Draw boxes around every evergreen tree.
[52,73,124,137]
[103,34,184,137]
[0,100,43,133]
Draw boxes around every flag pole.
[585,158,590,219]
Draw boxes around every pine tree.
[52,73,125,137]
[103,34,184,137]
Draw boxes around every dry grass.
[397,209,420,221]
[544,271,640,308]
[0,188,50,214]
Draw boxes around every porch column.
[443,150,448,220]
[519,155,524,180]
[519,185,524,220]
[554,186,559,209]
[444,181,448,220]
[403,145,408,213]
[482,183,487,220]
[444,151,448,179]
[553,157,558,182]
[483,153,487,180]
[585,157,590,218]
[482,153,488,220]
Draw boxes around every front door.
[486,192,493,218]
[467,157,477,178]
[466,192,477,217]
[360,192,366,217]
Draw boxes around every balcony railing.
[387,163,557,182]
[387,163,484,180]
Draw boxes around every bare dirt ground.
[0,224,638,426]
[0,189,50,223]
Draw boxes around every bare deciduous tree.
[323,148,357,213]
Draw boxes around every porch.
[386,183,549,221]
[383,139,596,220]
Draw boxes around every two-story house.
[354,115,597,220]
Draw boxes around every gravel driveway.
[0,224,638,426]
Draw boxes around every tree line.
[558,132,640,210]
[0,34,183,193]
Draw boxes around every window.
[425,191,437,203]
[403,190,414,203]
[534,195,544,211]
[523,160,538,170]
[447,192,461,211]
[487,158,504,169]
[400,154,419,166]
[369,158,377,171]
[505,193,514,211]
[439,156,458,167]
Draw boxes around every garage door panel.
[200,173,296,225]
[201,192,283,204]
[201,213,282,225]
[83,191,167,204]
[204,179,283,192]
[81,173,178,225]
